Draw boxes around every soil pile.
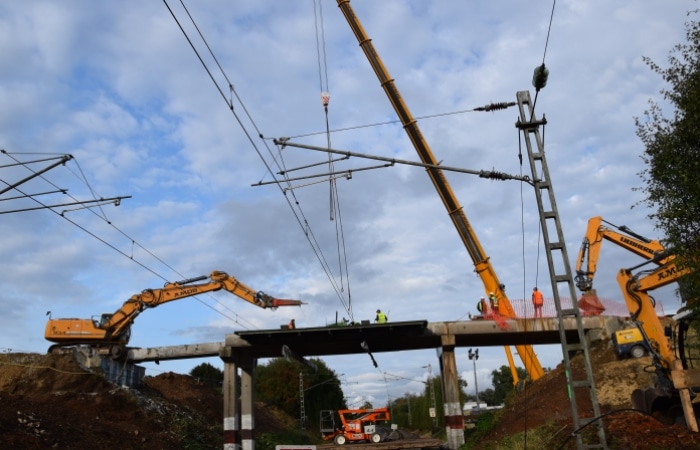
[0,352,285,449]
[480,339,700,449]
[2,340,700,449]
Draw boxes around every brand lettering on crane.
[619,236,653,254]
[174,287,199,298]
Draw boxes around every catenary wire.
[0,151,258,331]
[165,0,355,318]
[314,0,353,317]
[532,0,557,112]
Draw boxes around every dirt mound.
[0,352,287,449]
[480,341,700,449]
[2,341,700,449]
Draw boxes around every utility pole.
[406,393,412,426]
[468,349,480,409]
[422,364,438,428]
[299,372,306,430]
[516,90,608,449]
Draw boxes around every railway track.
[317,438,444,450]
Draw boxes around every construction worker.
[489,292,499,315]
[477,296,489,316]
[532,287,544,318]
[375,309,388,324]
[288,318,296,329]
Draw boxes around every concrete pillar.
[439,334,464,449]
[240,355,257,450]
[222,358,239,450]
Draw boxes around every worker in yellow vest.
[489,292,499,315]
[477,296,489,316]
[375,309,388,324]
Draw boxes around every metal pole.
[469,349,480,408]
[422,364,438,428]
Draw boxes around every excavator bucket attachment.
[578,294,605,316]
[632,387,687,425]
[270,298,305,308]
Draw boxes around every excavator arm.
[575,216,668,294]
[617,261,684,368]
[335,0,543,381]
[617,257,699,430]
[45,270,303,358]
[573,216,699,428]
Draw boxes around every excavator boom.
[578,216,698,430]
[45,270,303,359]
[617,258,699,430]
[575,216,668,294]
[574,216,670,315]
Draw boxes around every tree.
[189,362,224,388]
[635,11,700,305]
[360,400,373,410]
[254,357,345,431]
[490,365,527,405]
[478,388,496,406]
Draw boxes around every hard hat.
[490,292,494,295]
[480,296,485,299]
[376,309,381,313]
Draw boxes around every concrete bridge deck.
[127,316,617,362]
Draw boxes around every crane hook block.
[532,64,549,91]
[321,91,330,107]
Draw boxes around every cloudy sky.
[0,0,694,408]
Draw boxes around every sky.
[0,0,695,410]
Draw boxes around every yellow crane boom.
[335,0,543,381]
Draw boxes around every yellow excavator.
[45,270,303,359]
[575,216,699,430]
[574,215,670,314]
[618,257,700,429]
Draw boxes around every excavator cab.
[97,313,111,328]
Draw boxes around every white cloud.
[0,0,692,405]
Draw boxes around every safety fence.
[478,296,666,319]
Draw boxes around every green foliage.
[490,365,527,406]
[478,388,496,406]
[635,11,700,304]
[359,400,373,409]
[169,413,222,450]
[463,410,498,448]
[463,420,563,450]
[254,357,345,431]
[473,410,497,433]
[189,362,223,389]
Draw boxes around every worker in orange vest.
[532,287,544,318]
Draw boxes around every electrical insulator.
[532,64,549,91]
